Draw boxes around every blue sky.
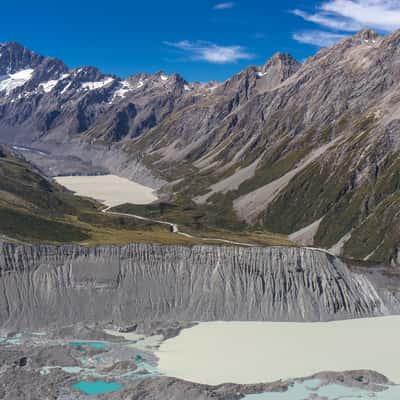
[1,0,400,82]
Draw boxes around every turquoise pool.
[69,341,107,350]
[72,380,123,395]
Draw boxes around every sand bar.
[157,317,400,385]
[55,175,157,207]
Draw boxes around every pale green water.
[72,380,123,395]
[243,379,400,399]
[157,318,400,385]
[133,355,159,375]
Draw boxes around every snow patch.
[112,80,135,101]
[0,68,34,95]
[81,77,114,91]
[111,79,148,102]
[61,81,72,94]
[257,71,268,77]
[40,80,59,93]
[160,75,168,81]
[41,74,71,93]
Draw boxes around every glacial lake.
[157,317,400,385]
[54,174,157,207]
[72,380,123,395]
[243,379,400,400]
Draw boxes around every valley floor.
[56,174,294,248]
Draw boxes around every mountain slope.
[0,31,399,265]
[0,145,186,245]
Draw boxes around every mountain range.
[0,28,399,266]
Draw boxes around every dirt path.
[102,207,255,247]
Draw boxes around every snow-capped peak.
[0,68,34,95]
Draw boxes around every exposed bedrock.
[0,242,399,329]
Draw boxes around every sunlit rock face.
[0,241,399,330]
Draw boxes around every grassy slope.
[111,202,293,247]
[261,128,400,264]
[0,147,292,247]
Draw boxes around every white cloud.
[164,40,253,64]
[293,31,347,47]
[292,9,362,32]
[294,0,400,33]
[213,2,235,10]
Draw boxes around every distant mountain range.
[0,29,399,266]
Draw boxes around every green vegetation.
[258,110,400,265]
[340,154,400,264]
[344,194,400,263]
[77,211,158,231]
[236,146,310,196]
[112,199,246,233]
[315,186,370,249]
[111,202,294,247]
[261,161,344,236]
[0,208,89,242]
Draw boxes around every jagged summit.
[265,52,299,64]
[0,41,29,51]
[355,28,380,41]
[260,52,301,80]
[0,41,44,74]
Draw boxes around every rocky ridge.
[0,31,399,264]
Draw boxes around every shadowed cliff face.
[0,241,399,329]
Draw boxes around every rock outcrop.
[1,241,399,329]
